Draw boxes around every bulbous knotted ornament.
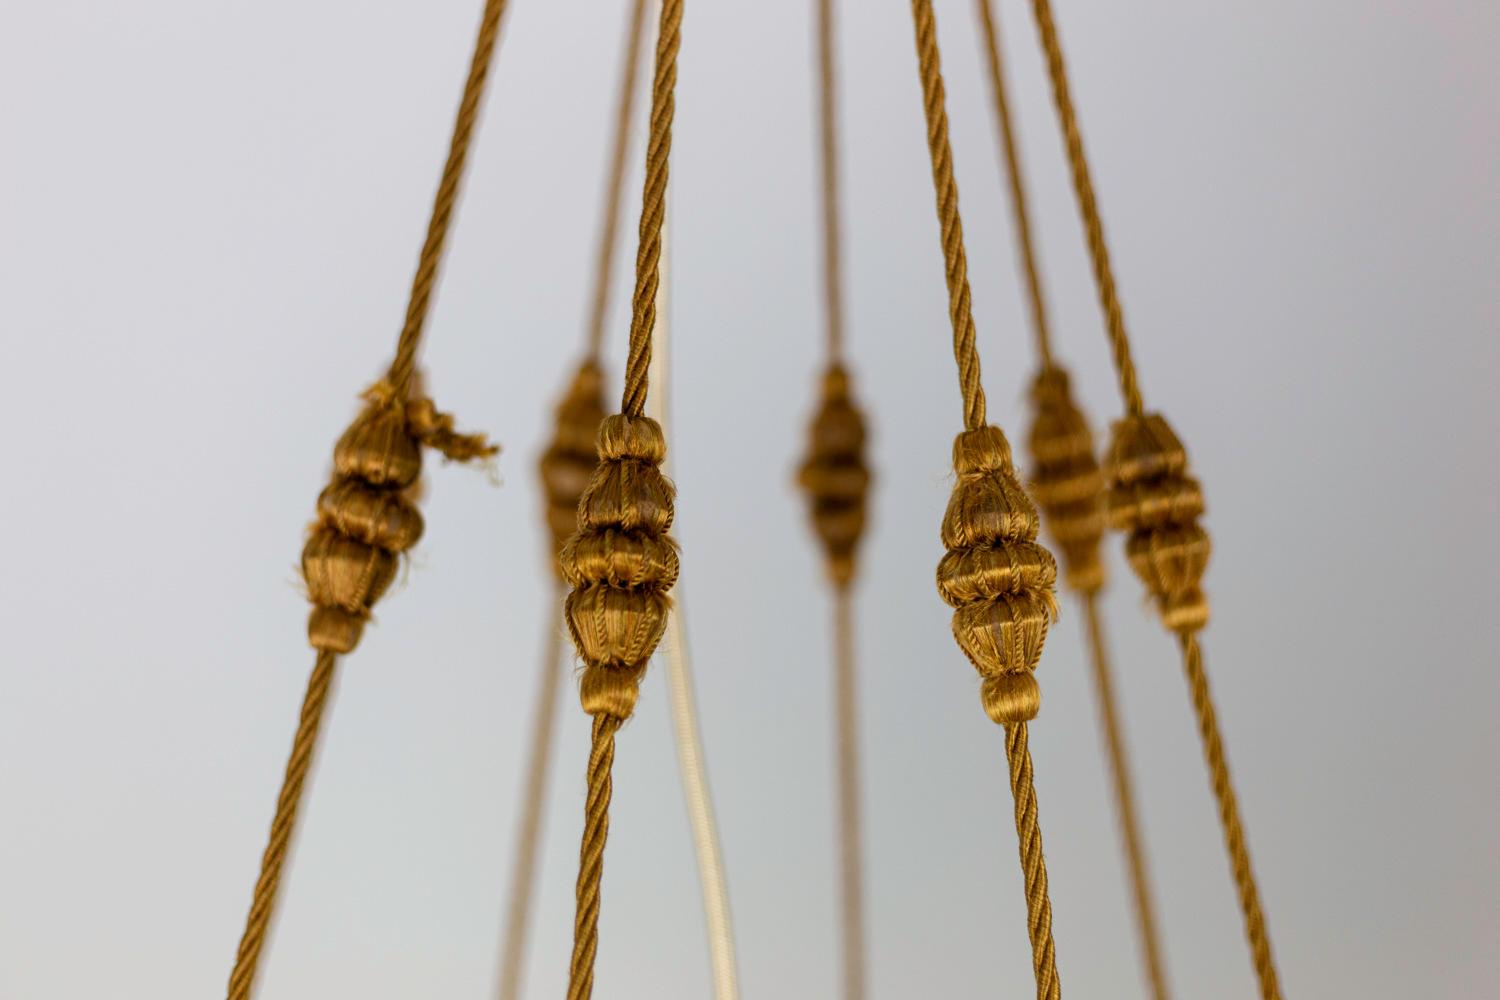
[560,413,679,721]
[1105,412,1210,633]
[1026,367,1105,594]
[538,361,607,569]
[797,364,870,587]
[936,426,1059,725]
[301,382,497,655]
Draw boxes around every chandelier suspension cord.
[1023,3,1284,996]
[972,3,1170,997]
[224,3,509,998]
[907,1,1064,996]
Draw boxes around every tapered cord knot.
[561,413,679,720]
[1105,412,1210,632]
[1026,367,1105,594]
[798,364,871,587]
[302,382,497,654]
[936,426,1059,725]
[539,361,608,569]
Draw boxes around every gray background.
[2,0,1497,997]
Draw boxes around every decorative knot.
[302,382,497,655]
[797,364,871,587]
[561,413,679,720]
[1104,412,1210,633]
[936,425,1058,725]
[1026,367,1105,593]
[538,361,607,569]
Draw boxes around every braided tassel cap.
[540,362,609,569]
[798,364,870,587]
[561,414,680,721]
[1026,367,1105,594]
[1104,413,1209,633]
[302,382,497,654]
[937,425,1059,724]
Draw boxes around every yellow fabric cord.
[908,0,987,432]
[803,3,870,996]
[567,714,622,1000]
[908,2,1066,996]
[386,0,514,398]
[496,585,567,1000]
[1180,631,1282,1000]
[1083,593,1170,1000]
[973,1,1170,994]
[226,651,338,1000]
[1004,722,1060,1000]
[832,585,867,1000]
[225,2,507,995]
[1023,0,1143,417]
[560,0,685,994]
[1023,3,1286,994]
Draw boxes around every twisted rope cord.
[1025,0,1143,416]
[1180,632,1282,1000]
[226,651,339,1000]
[1004,722,1062,1000]
[620,0,684,418]
[496,585,567,1000]
[568,713,622,1000]
[1083,593,1170,1000]
[386,0,514,397]
[833,586,867,1000]
[584,0,653,361]
[817,0,845,362]
[909,0,987,431]
[974,0,1052,372]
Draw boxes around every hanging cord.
[909,0,986,431]
[1024,0,1142,416]
[1179,632,1279,998]
[649,218,742,999]
[831,586,867,999]
[225,651,337,1000]
[1023,1,1284,993]
[973,0,1171,993]
[385,0,513,397]
[1105,411,1282,1000]
[495,585,567,1000]
[1083,593,1170,1000]
[560,1,686,995]
[801,3,871,995]
[973,0,1051,372]
[620,0,684,418]
[584,0,653,362]
[908,3,1064,996]
[499,4,651,987]
[225,2,507,992]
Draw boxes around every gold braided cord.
[1180,632,1283,1000]
[974,0,1052,372]
[385,0,513,395]
[1082,593,1170,1000]
[225,651,339,1000]
[584,0,653,361]
[568,713,622,1000]
[908,0,987,431]
[817,0,845,361]
[1004,722,1062,1000]
[1024,0,1143,416]
[620,0,684,418]
[496,586,567,1000]
[832,586,867,1000]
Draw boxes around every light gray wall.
[1,1,1496,997]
